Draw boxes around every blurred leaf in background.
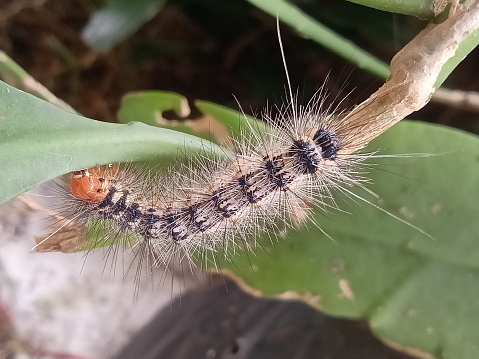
[82,0,168,51]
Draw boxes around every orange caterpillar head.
[70,164,118,203]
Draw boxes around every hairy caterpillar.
[42,21,431,272]
[57,100,365,268]
[48,93,424,276]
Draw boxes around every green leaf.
[118,91,191,126]
[346,0,435,19]
[435,27,479,90]
[81,0,167,51]
[195,100,269,140]
[0,51,76,112]
[246,0,390,78]
[0,80,219,206]
[219,121,479,359]
[118,91,269,143]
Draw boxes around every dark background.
[1,0,478,132]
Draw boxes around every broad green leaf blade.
[219,121,479,359]
[118,91,269,142]
[0,81,218,206]
[81,0,167,51]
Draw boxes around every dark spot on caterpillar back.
[264,155,293,189]
[111,191,129,215]
[289,139,321,174]
[125,203,141,222]
[313,129,339,160]
[97,187,117,209]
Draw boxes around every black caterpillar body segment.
[313,129,340,160]
[125,202,141,223]
[289,139,321,174]
[97,187,117,209]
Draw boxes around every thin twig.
[431,88,479,112]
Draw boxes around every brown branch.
[342,0,479,152]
